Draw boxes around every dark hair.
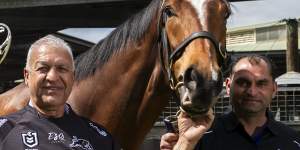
[228,54,275,80]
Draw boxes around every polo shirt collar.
[265,111,280,136]
[223,111,239,132]
[223,111,279,136]
[26,101,71,118]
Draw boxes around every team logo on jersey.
[22,131,38,148]
[89,122,107,136]
[48,132,65,143]
[69,136,94,150]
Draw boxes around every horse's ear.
[272,81,278,99]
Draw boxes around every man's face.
[226,58,277,115]
[24,45,74,110]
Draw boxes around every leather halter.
[159,7,228,91]
[0,23,12,64]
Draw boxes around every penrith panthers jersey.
[0,104,120,150]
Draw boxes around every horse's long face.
[162,0,230,116]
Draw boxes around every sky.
[61,0,300,43]
[61,28,115,43]
[228,0,300,28]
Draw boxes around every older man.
[0,35,120,150]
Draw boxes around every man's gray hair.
[25,35,74,70]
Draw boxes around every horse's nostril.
[183,67,203,90]
[178,74,184,82]
[186,81,197,90]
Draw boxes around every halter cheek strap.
[158,7,228,91]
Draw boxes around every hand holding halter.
[0,23,12,64]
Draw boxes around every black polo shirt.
[196,111,300,150]
[0,104,120,150]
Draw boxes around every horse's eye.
[165,7,176,17]
[224,11,230,19]
[224,6,231,19]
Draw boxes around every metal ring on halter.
[170,81,184,91]
[160,0,166,9]
[168,58,185,91]
[0,23,12,65]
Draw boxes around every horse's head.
[159,0,231,116]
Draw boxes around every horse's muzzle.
[178,66,223,116]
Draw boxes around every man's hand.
[160,133,179,150]
[174,109,214,150]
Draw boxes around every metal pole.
[286,19,299,72]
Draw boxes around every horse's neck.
[0,83,30,116]
[67,27,171,149]
[68,29,160,123]
[130,62,170,149]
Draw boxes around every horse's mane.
[75,0,161,81]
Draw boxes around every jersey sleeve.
[0,118,14,142]
[90,120,122,149]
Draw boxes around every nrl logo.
[22,131,38,148]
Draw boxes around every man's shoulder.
[0,117,13,133]
[81,117,112,137]
[66,104,113,138]
[0,110,25,127]
[270,120,300,137]
[0,118,10,128]
[0,115,18,140]
[210,113,233,128]
[0,108,29,138]
[66,106,120,148]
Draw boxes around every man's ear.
[24,68,29,86]
[272,81,278,99]
[225,77,231,95]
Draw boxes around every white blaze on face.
[211,64,218,81]
[190,0,206,29]
[190,0,217,81]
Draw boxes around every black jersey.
[0,104,120,150]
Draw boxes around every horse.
[0,83,29,116]
[0,0,231,149]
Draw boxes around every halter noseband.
[159,7,228,91]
